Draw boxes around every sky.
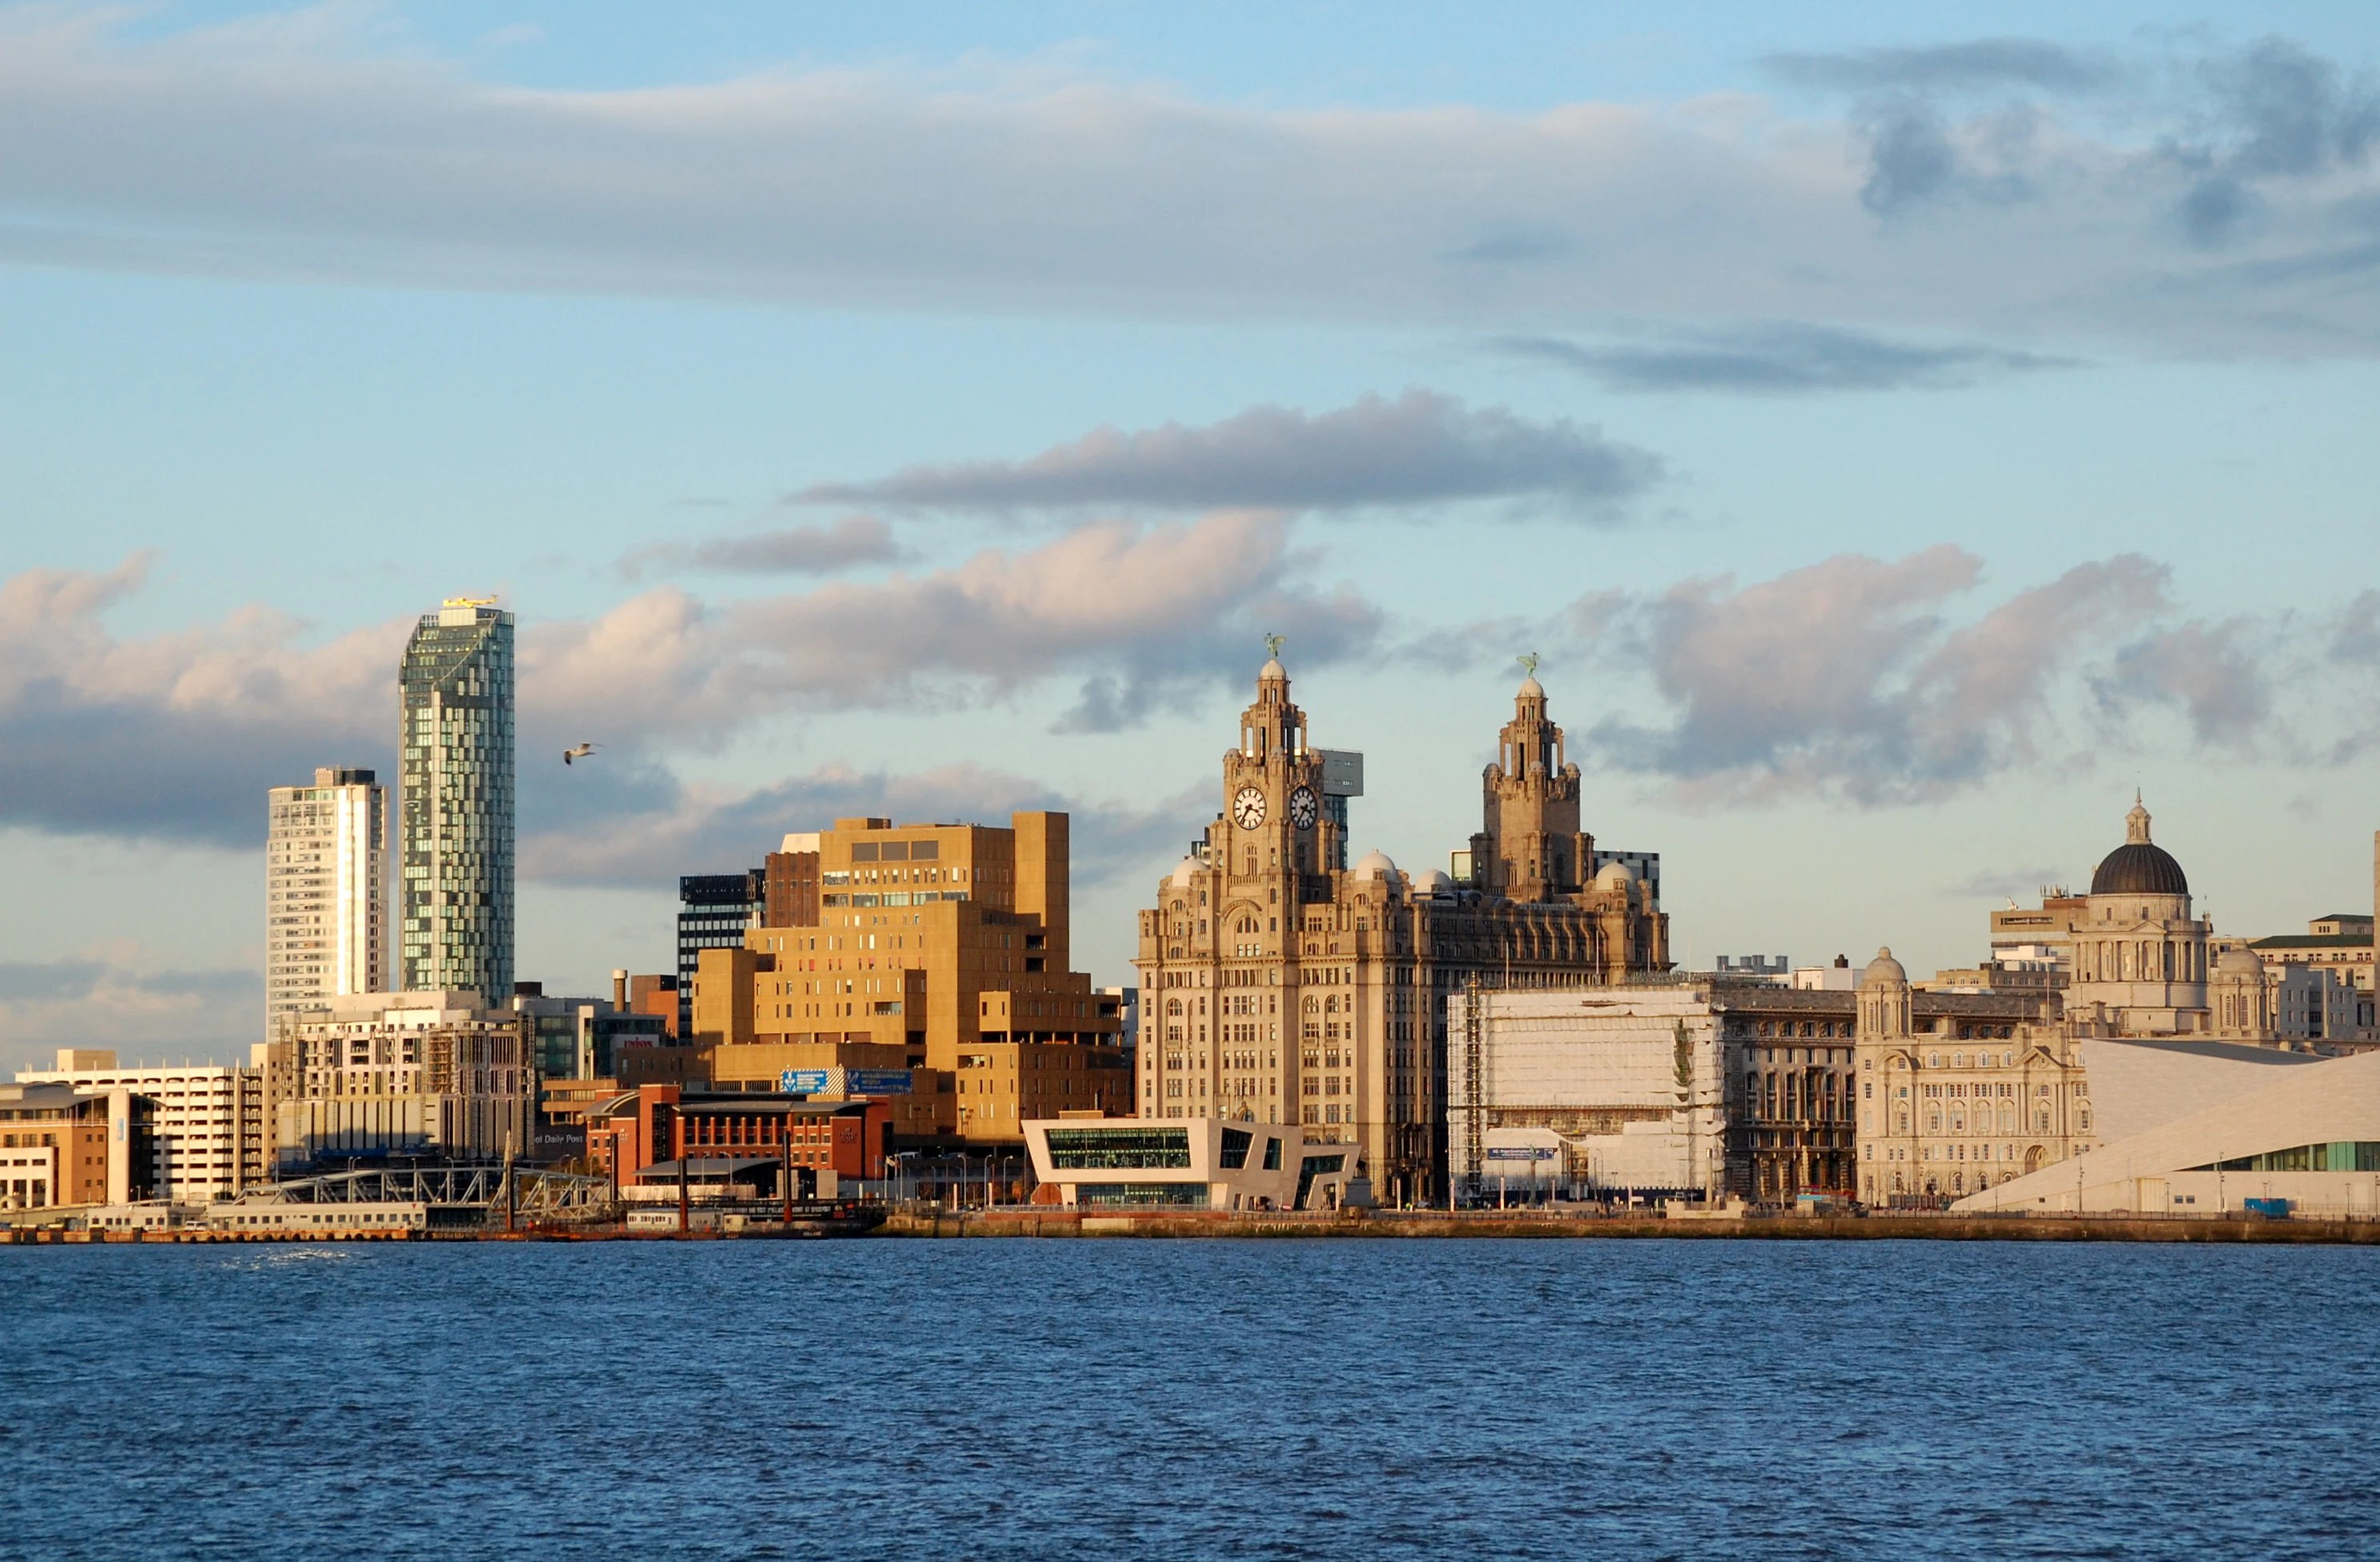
[3,2,2379,1071]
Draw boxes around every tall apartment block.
[400,600,515,1002]
[265,767,385,1036]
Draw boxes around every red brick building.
[586,1084,888,1185]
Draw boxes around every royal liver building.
[1135,649,1668,1204]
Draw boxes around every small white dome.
[1260,657,1288,681]
[1861,946,1908,986]
[2215,946,2265,978]
[1167,856,1201,888]
[1591,859,1635,888]
[1411,868,1454,894]
[1351,848,1399,880]
[1518,674,1545,698]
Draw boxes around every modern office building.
[1022,1118,1362,1210]
[398,599,515,1001]
[678,868,765,1031]
[16,1050,268,1203]
[265,767,386,1037]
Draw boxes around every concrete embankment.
[880,1209,2380,1244]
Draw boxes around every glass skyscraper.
[399,600,515,1000]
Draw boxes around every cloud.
[1765,40,2119,95]
[0,555,403,847]
[2,14,2378,354]
[1578,548,2175,803]
[0,954,259,1074]
[523,760,1207,894]
[529,509,1379,743]
[624,515,904,577]
[791,392,1664,516]
[2097,620,2272,743]
[1499,322,2078,394]
[2167,39,2380,245]
[0,516,1376,847]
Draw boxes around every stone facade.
[1135,656,1668,1204]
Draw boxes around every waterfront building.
[262,990,531,1170]
[0,1082,157,1212]
[1855,949,2087,1205]
[2065,795,2211,1034]
[16,1050,267,1203]
[1021,1117,1361,1211]
[690,812,1130,1147]
[584,1083,890,1193]
[1950,1040,2380,1216]
[1447,976,2041,1204]
[1135,653,1669,1205]
[399,599,515,999]
[265,767,386,1037]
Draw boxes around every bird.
[563,743,603,765]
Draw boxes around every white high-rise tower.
[265,767,387,1036]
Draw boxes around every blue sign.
[844,1069,914,1096]
[1485,1146,1557,1162]
[779,1069,830,1094]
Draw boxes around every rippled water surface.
[6,1237,2377,1560]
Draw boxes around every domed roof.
[1411,867,1454,894]
[1260,656,1288,682]
[2215,946,2265,978]
[1351,848,1399,880]
[1591,859,1635,888]
[1167,856,1201,888]
[2090,795,2187,897]
[1861,946,1907,986]
[1518,673,1544,698]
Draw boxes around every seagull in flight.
[563,743,603,766]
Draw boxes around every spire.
[2126,792,2152,845]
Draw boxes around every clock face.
[1288,785,1319,830]
[1232,785,1268,829]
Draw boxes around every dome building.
[2067,795,2212,1035]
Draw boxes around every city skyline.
[4,3,2379,1069]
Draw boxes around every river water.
[5,1237,2374,1559]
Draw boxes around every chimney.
[613,969,629,1008]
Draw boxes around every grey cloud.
[1578,548,2173,803]
[523,761,1207,895]
[0,556,400,847]
[1860,101,1964,214]
[2170,39,2380,245]
[2098,620,2272,743]
[792,392,1663,516]
[4,15,2379,356]
[3,515,1382,848]
[624,515,903,578]
[0,956,260,1073]
[1765,40,2117,95]
[1500,322,2078,395]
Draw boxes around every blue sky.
[2,2,2378,1068]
